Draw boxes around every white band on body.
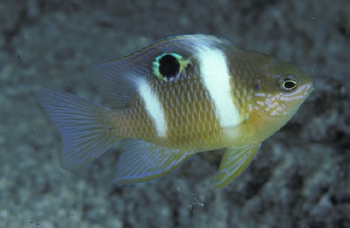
[196,45,241,128]
[138,79,167,137]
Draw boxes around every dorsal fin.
[89,56,142,108]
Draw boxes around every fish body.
[36,35,313,188]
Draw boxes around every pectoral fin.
[215,143,261,188]
[114,139,193,185]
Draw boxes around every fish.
[36,34,314,188]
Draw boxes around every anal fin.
[114,139,193,184]
[215,143,261,188]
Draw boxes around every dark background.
[0,0,349,227]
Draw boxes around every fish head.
[250,54,314,119]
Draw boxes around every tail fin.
[36,89,117,170]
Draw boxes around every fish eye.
[278,75,298,92]
[153,53,188,82]
[159,54,179,78]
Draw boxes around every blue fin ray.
[215,143,261,188]
[114,139,193,184]
[36,89,117,170]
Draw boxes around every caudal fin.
[36,89,117,170]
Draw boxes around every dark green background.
[0,0,349,227]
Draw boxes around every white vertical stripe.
[137,79,167,137]
[196,46,241,128]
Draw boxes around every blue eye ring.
[152,53,189,81]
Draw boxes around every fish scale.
[36,34,313,188]
[159,68,222,149]
[111,94,157,139]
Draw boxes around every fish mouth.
[304,80,314,97]
[282,81,314,99]
[298,80,314,98]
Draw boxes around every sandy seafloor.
[0,0,349,227]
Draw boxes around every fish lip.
[282,82,314,99]
[304,81,315,97]
[296,81,314,98]
[310,80,315,91]
[307,78,315,90]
